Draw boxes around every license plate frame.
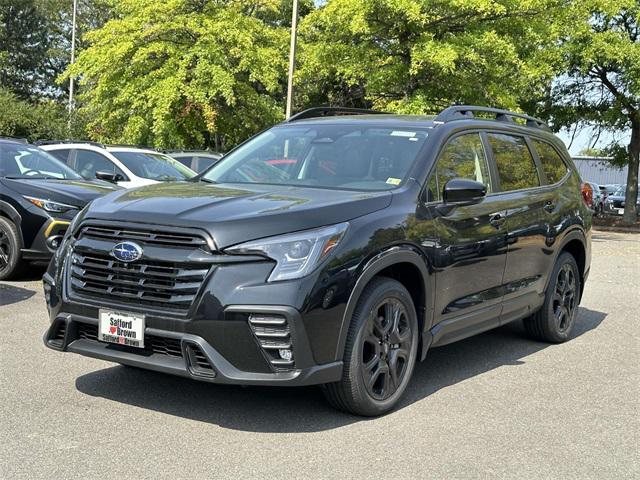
[98,309,145,348]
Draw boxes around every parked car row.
[38,142,224,187]
[0,138,120,279]
[0,138,224,280]
[580,181,639,217]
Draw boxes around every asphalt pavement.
[1,230,638,479]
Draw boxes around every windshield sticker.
[390,131,416,137]
[386,177,402,185]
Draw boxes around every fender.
[334,245,434,363]
[0,199,23,245]
[544,225,588,293]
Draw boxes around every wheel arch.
[0,200,23,246]
[334,246,433,363]
[551,228,588,300]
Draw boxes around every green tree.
[297,0,561,112]
[548,0,640,223]
[0,0,51,99]
[66,0,299,150]
[0,87,68,140]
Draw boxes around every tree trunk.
[623,118,640,224]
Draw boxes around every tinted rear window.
[532,139,569,184]
[487,134,540,191]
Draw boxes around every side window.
[531,139,569,184]
[74,149,125,180]
[487,134,540,191]
[194,156,216,172]
[48,149,71,164]
[426,133,492,202]
[174,156,193,168]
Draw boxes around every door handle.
[489,213,506,229]
[543,201,556,213]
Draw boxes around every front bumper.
[42,265,345,386]
[21,218,70,262]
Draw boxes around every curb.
[593,225,640,234]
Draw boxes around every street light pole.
[285,0,299,119]
[68,0,77,118]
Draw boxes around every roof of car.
[38,142,160,154]
[0,137,30,145]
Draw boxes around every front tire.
[323,277,419,416]
[0,217,26,281]
[524,252,581,343]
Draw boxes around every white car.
[39,142,196,188]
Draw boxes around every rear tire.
[322,277,419,416]
[524,252,580,343]
[0,217,26,281]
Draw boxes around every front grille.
[78,225,210,251]
[76,323,183,358]
[612,200,624,208]
[69,252,209,313]
[248,314,294,371]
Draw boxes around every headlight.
[226,222,349,282]
[24,196,78,214]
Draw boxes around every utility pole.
[285,0,299,119]
[68,0,78,127]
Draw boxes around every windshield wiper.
[196,177,216,184]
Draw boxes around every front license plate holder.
[98,309,145,348]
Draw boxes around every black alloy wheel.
[323,277,419,416]
[524,252,580,343]
[0,228,10,270]
[552,263,577,333]
[0,217,26,280]
[361,298,412,400]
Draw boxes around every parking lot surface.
[1,231,638,479]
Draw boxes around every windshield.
[613,188,626,196]
[0,143,82,180]
[202,124,429,191]
[111,151,196,181]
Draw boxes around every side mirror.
[95,171,118,183]
[443,178,487,205]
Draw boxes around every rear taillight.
[581,182,593,207]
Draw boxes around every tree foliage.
[0,0,51,99]
[67,0,311,150]
[548,0,640,222]
[0,87,68,140]
[297,0,562,113]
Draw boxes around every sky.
[557,125,630,156]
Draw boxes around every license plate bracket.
[98,309,145,348]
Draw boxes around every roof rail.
[33,139,105,148]
[287,106,387,122]
[0,136,28,144]
[434,105,550,131]
[105,144,157,150]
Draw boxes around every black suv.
[0,139,120,280]
[43,106,592,416]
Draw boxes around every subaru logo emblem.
[111,241,143,263]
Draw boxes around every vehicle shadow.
[75,307,607,433]
[0,283,36,306]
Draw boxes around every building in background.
[572,156,627,186]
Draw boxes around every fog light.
[46,235,63,250]
[278,349,293,361]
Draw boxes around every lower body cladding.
[43,275,343,387]
[22,218,70,263]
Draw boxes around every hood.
[86,182,392,248]
[2,178,121,207]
